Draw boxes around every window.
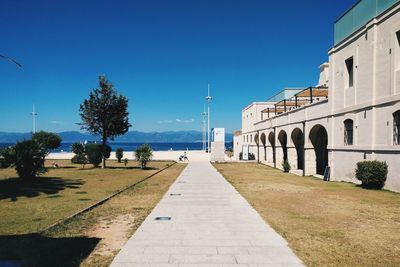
[345,57,354,88]
[344,119,354,145]
[243,136,245,142]
[394,111,400,145]
[250,135,252,143]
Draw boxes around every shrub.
[85,144,103,167]
[71,154,88,168]
[83,144,111,168]
[71,143,87,168]
[282,160,291,172]
[116,148,124,163]
[13,140,47,179]
[135,144,153,169]
[32,131,62,158]
[71,143,85,155]
[225,150,234,158]
[100,144,111,160]
[0,147,15,168]
[356,160,388,189]
[239,152,255,160]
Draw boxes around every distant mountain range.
[0,131,233,143]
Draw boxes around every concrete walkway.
[110,161,303,267]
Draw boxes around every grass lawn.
[0,159,186,266]
[214,163,400,267]
[0,160,173,234]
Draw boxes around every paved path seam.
[111,161,304,266]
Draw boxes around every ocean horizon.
[0,142,232,152]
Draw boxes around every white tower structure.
[30,104,38,133]
[205,84,212,153]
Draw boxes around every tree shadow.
[106,166,159,170]
[0,177,84,202]
[0,233,100,267]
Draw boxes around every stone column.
[304,148,316,176]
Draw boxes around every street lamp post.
[202,104,207,151]
[205,84,212,153]
[30,104,38,133]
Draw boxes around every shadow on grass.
[106,166,160,170]
[0,177,84,202]
[0,233,100,267]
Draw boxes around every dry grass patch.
[0,160,186,266]
[214,163,400,267]
[0,160,172,234]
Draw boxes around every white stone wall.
[233,134,242,160]
[233,2,400,192]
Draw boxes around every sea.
[0,142,232,152]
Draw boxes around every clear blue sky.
[1,0,353,133]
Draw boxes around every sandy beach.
[47,150,212,162]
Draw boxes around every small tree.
[13,140,47,179]
[0,147,15,168]
[79,75,131,168]
[356,160,388,189]
[32,131,62,159]
[135,144,153,169]
[71,142,87,168]
[116,148,124,163]
[85,144,103,167]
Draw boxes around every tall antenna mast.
[30,104,38,133]
[202,104,207,151]
[205,84,212,153]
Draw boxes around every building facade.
[234,0,400,192]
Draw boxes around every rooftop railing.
[261,86,328,119]
[334,0,400,45]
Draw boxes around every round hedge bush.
[355,160,388,189]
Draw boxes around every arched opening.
[278,130,288,161]
[254,133,260,162]
[268,132,276,164]
[254,133,259,146]
[393,111,400,145]
[291,128,304,170]
[260,133,267,161]
[309,124,328,175]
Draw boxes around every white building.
[234,0,400,192]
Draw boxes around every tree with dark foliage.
[116,148,124,163]
[32,131,62,159]
[79,75,131,168]
[13,140,47,179]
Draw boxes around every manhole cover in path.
[155,217,171,221]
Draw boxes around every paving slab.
[110,161,303,266]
